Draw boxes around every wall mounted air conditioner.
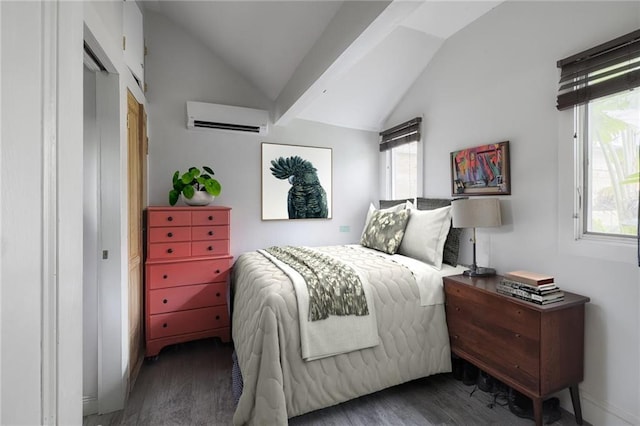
[186,101,269,135]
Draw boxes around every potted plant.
[169,166,222,206]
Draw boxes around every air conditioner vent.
[193,121,261,133]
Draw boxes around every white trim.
[0,1,3,421]
[580,388,638,426]
[41,2,58,424]
[83,396,99,417]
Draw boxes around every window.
[557,30,640,244]
[380,117,422,199]
[580,91,639,237]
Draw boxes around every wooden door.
[127,90,145,391]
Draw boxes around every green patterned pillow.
[360,209,410,254]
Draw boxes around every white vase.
[182,191,215,206]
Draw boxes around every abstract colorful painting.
[450,141,510,196]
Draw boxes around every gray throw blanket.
[264,246,368,321]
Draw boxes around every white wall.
[386,2,640,425]
[1,1,84,423]
[145,11,380,257]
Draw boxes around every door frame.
[83,7,147,413]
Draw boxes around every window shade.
[379,117,422,152]
[556,29,640,111]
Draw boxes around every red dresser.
[145,206,233,357]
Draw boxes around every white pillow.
[361,201,413,239]
[398,205,452,269]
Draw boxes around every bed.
[231,198,465,425]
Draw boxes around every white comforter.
[231,245,459,425]
[259,247,379,361]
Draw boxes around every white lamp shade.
[451,198,502,228]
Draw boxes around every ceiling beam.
[274,0,423,127]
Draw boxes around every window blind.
[379,117,422,152]
[556,29,640,111]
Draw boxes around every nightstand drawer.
[445,281,540,341]
[191,240,230,257]
[149,227,191,243]
[448,315,540,389]
[148,282,227,314]
[148,210,191,227]
[191,225,230,241]
[192,210,230,226]
[148,306,229,339]
[147,258,232,289]
[148,242,191,260]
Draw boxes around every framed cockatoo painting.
[262,142,332,220]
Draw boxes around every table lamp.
[451,198,502,277]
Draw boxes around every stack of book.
[497,270,564,305]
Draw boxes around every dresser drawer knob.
[455,307,460,311]
[216,292,221,297]
[208,231,214,236]
[207,246,213,251]
[208,215,213,221]
[453,335,459,340]
[167,248,173,254]
[163,274,168,279]
[167,232,173,238]
[167,216,173,222]
[215,269,221,274]
[163,299,168,304]
[163,323,168,328]
[215,315,220,320]
[514,364,519,369]
[515,333,521,338]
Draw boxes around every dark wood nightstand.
[443,274,590,426]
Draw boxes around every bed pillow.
[416,197,463,266]
[398,206,452,269]
[379,198,414,209]
[360,209,410,255]
[361,200,411,239]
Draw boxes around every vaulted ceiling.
[142,1,502,132]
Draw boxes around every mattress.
[231,244,459,425]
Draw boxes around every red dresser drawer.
[148,210,191,227]
[149,227,191,243]
[148,305,229,339]
[148,282,227,314]
[191,240,230,257]
[192,210,230,226]
[148,242,190,259]
[191,225,230,241]
[147,258,232,289]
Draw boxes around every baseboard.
[83,395,98,417]
[558,388,638,426]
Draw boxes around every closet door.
[127,90,145,390]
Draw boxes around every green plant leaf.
[204,179,222,196]
[173,180,185,191]
[183,185,195,199]
[203,166,214,175]
[181,172,194,185]
[172,171,180,185]
[621,172,639,185]
[169,189,179,206]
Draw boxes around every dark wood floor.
[84,339,589,426]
